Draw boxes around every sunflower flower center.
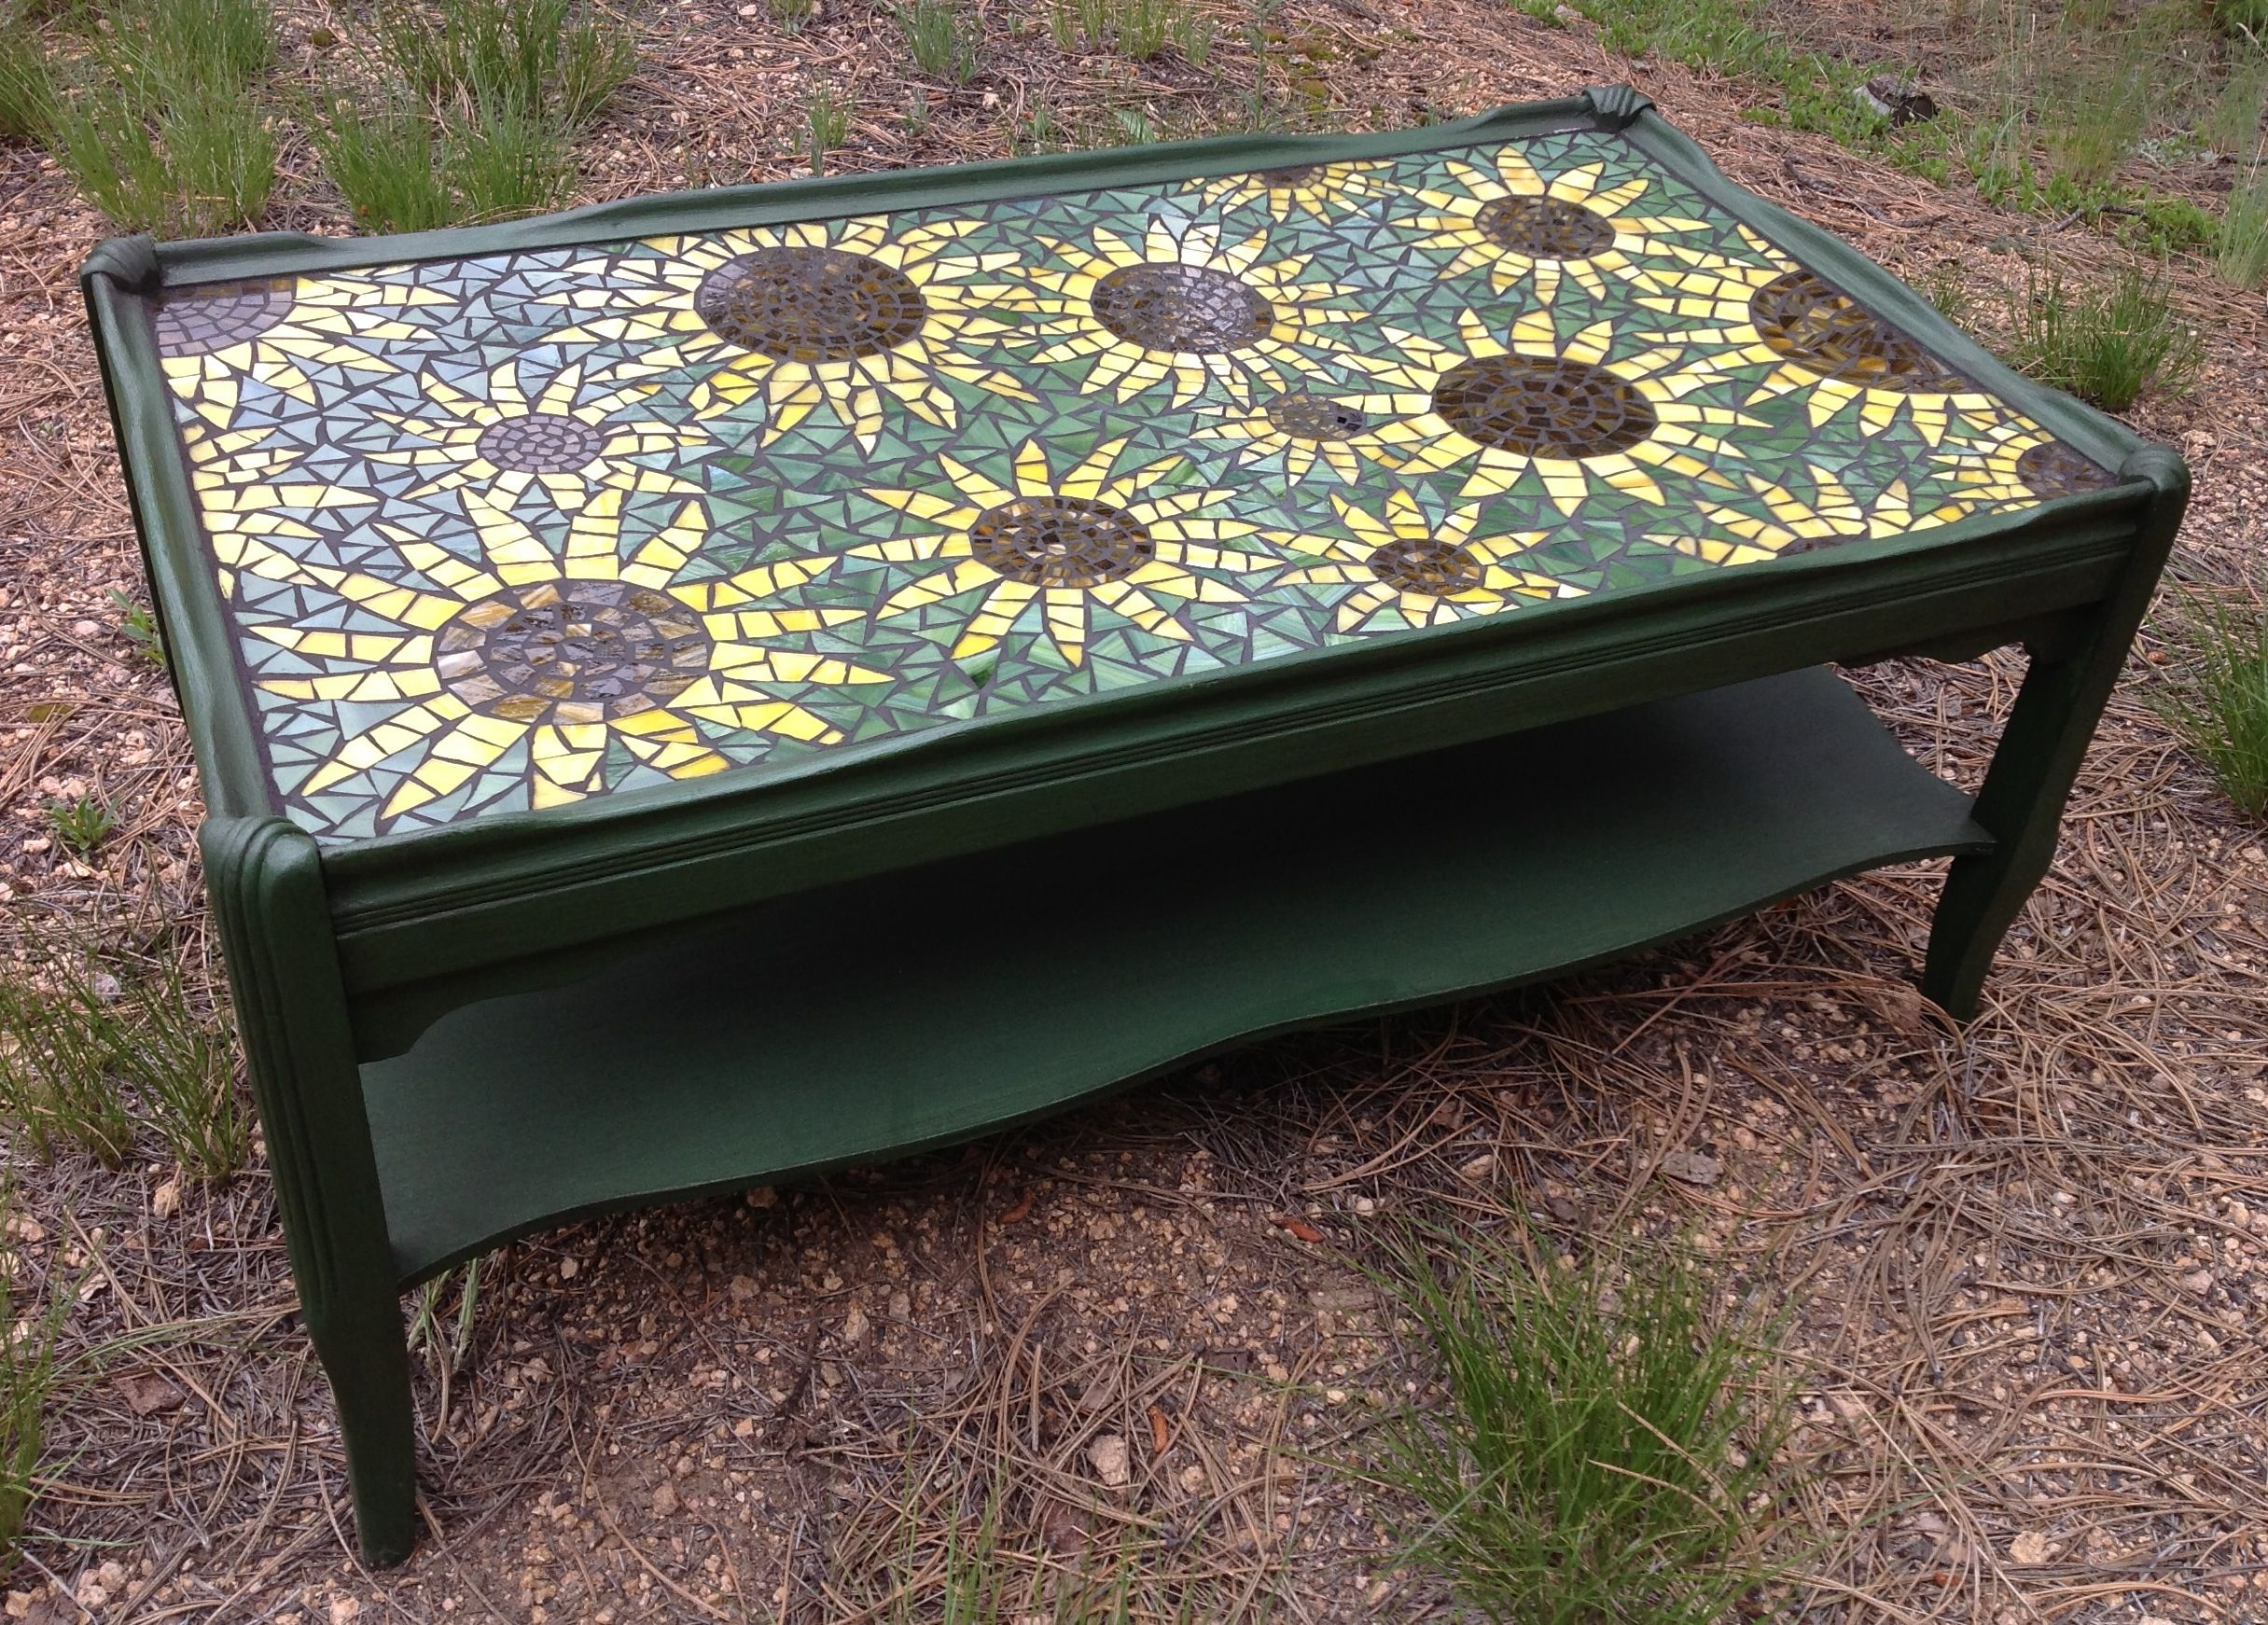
[1432,354,1658,458]
[1092,263,1275,354]
[970,495,1155,588]
[436,582,711,725]
[1267,393,1369,440]
[151,276,297,355]
[696,246,929,363]
[2015,439,2115,498]
[1367,535,1484,595]
[1750,270,1962,388]
[475,412,606,474]
[1473,195,1616,260]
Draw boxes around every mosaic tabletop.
[150,129,2121,844]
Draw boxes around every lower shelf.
[363,666,1990,1282]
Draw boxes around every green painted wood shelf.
[366,664,1986,1281]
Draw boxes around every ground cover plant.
[0,0,2264,1617]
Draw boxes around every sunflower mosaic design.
[215,507,885,826]
[1633,229,2011,442]
[367,358,713,558]
[1190,390,1399,485]
[144,126,2124,840]
[1269,489,1569,632]
[1193,160,1394,223]
[1645,465,1971,565]
[850,438,1287,667]
[1405,146,1713,305]
[989,217,1371,407]
[154,271,453,428]
[1351,309,1758,512]
[1930,415,2120,506]
[540,215,1033,451]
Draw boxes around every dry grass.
[1,0,2265,1619]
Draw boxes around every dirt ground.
[1,0,2265,1619]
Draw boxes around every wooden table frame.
[80,86,2186,1564]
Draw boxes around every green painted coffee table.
[81,86,2184,1563]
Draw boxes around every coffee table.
[80,85,2185,1562]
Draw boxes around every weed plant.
[2003,262,2202,410]
[44,794,111,854]
[898,0,979,83]
[1359,1225,1794,1625]
[2157,589,2268,820]
[2217,165,2268,287]
[107,590,165,669]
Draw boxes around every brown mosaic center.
[1092,263,1275,354]
[1368,535,1484,595]
[151,277,296,355]
[475,412,605,474]
[1267,393,1369,440]
[1750,269,1962,388]
[2015,439,2116,498]
[969,495,1154,589]
[1473,194,1617,259]
[436,582,710,725]
[1431,354,1658,458]
[696,247,927,363]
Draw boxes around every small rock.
[152,1178,180,1219]
[728,1274,758,1303]
[651,1481,678,1518]
[2010,1530,2051,1564]
[1657,1149,1721,1188]
[557,1257,577,1280]
[1088,1435,1130,1488]
[2182,1269,2215,1295]
[329,1600,360,1625]
[115,1371,185,1416]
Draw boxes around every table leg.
[1921,447,2189,1020]
[203,818,419,1567]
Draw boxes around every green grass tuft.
[0,7,53,143]
[804,76,851,172]
[377,0,633,130]
[1051,0,1210,62]
[2157,588,2268,820]
[2002,262,2203,410]
[0,1187,68,1580]
[1357,1225,1795,1625]
[34,0,277,234]
[0,926,247,1178]
[2217,165,2268,288]
[898,0,979,83]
